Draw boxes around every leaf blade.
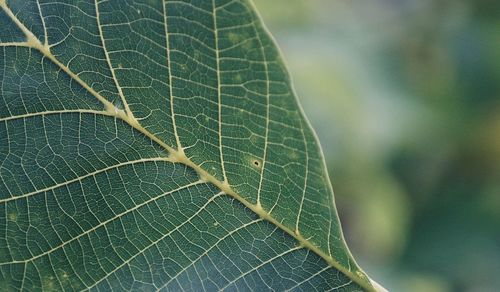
[0,0,377,290]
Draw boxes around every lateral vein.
[162,0,182,151]
[0,157,171,204]
[0,109,112,122]
[2,180,204,265]
[211,0,228,184]
[94,0,138,123]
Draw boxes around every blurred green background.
[254,1,500,291]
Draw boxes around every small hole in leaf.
[252,160,261,168]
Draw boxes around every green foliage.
[0,0,379,290]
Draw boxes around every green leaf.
[0,0,381,291]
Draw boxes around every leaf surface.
[0,0,377,290]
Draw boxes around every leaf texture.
[0,0,377,291]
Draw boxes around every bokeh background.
[253,1,500,291]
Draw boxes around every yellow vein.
[247,1,376,290]
[0,42,31,47]
[157,219,263,290]
[295,118,309,236]
[0,109,112,122]
[35,0,48,46]
[162,0,182,151]
[19,263,27,290]
[219,245,304,291]
[87,192,224,290]
[95,0,137,122]
[285,265,332,291]
[0,2,120,116]
[251,9,270,208]
[2,180,204,265]
[211,0,228,184]
[0,157,171,204]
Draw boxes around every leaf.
[0,0,381,291]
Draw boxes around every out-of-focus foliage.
[254,0,500,291]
